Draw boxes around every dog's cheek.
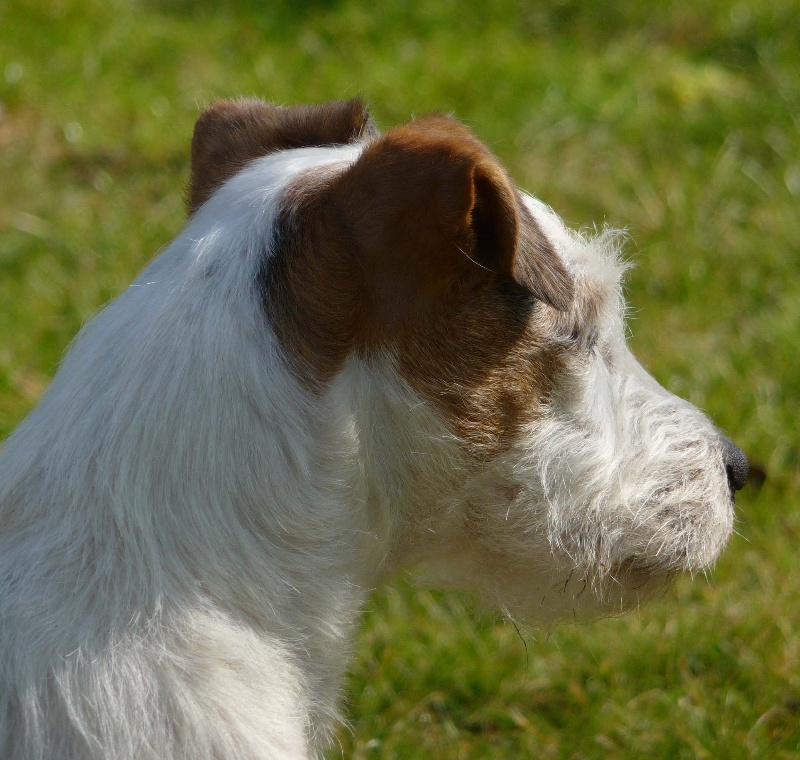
[394,284,566,460]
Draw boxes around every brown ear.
[513,202,573,311]
[187,97,377,215]
[323,115,572,326]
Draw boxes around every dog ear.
[513,202,573,311]
[325,115,572,326]
[188,98,378,215]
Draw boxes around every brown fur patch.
[264,114,572,453]
[187,98,377,215]
[394,277,564,456]
[514,198,573,311]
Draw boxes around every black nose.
[721,436,749,492]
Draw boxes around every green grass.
[1,1,798,757]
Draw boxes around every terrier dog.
[0,99,747,759]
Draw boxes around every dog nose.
[721,436,749,492]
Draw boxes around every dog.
[0,99,747,759]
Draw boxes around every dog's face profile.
[187,98,743,619]
[0,98,747,758]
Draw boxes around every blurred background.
[0,0,797,757]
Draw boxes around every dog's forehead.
[523,193,629,327]
[521,196,575,265]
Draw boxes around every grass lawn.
[1,0,798,757]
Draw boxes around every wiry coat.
[0,100,741,759]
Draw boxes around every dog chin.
[478,570,671,626]
[418,548,674,625]
[541,562,675,623]
[501,515,732,623]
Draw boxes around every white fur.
[0,145,734,758]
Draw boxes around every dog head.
[187,98,744,620]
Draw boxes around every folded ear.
[323,115,572,324]
[188,97,378,215]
